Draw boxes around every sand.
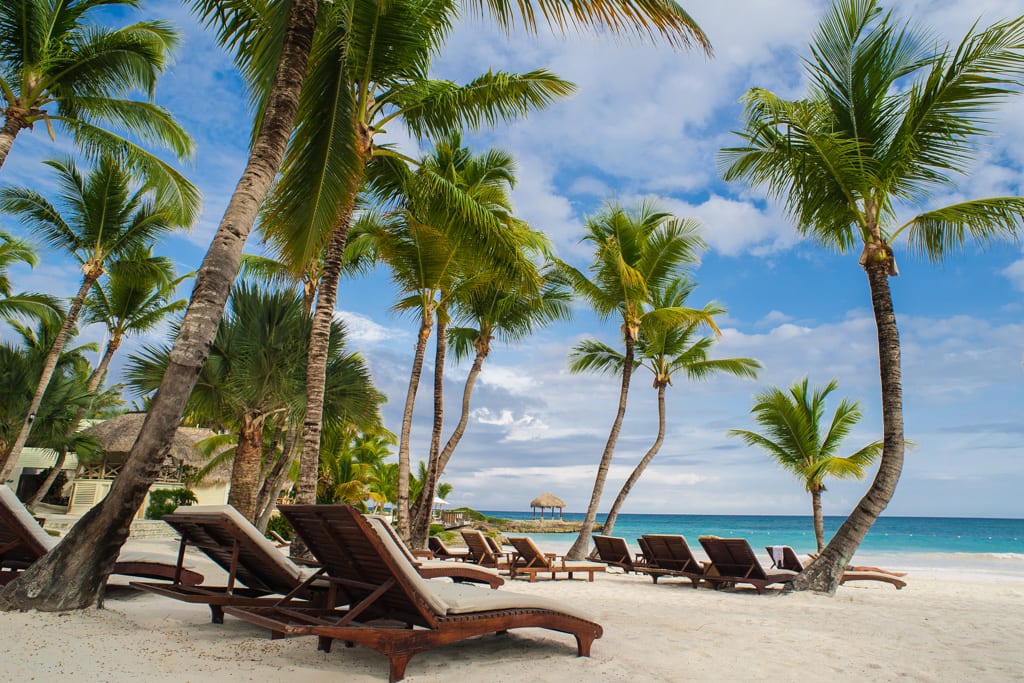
[2,545,1023,683]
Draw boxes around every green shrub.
[266,514,293,542]
[145,488,198,520]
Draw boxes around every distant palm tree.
[0,157,185,479]
[0,230,60,324]
[719,0,1024,591]
[729,378,883,552]
[0,0,199,218]
[560,201,709,560]
[571,278,761,537]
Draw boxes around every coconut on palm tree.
[0,0,199,218]
[0,156,188,480]
[729,378,883,552]
[571,277,761,537]
[0,0,709,614]
[718,0,1024,591]
[560,201,710,560]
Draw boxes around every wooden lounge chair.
[131,505,334,623]
[591,535,643,573]
[698,536,796,594]
[460,529,515,570]
[506,536,606,583]
[766,545,907,589]
[223,504,603,682]
[636,534,706,587]
[0,485,203,587]
[369,517,504,589]
[427,536,470,561]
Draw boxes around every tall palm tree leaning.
[0,156,187,482]
[718,0,1024,592]
[561,201,711,560]
[570,277,761,537]
[0,0,198,218]
[0,0,709,613]
[728,378,883,552]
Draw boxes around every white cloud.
[1002,257,1024,292]
[335,311,408,345]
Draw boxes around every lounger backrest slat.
[641,534,699,573]
[699,537,767,580]
[460,530,499,567]
[507,536,549,569]
[0,486,54,567]
[281,505,441,627]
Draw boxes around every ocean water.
[480,511,1024,574]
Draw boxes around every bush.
[145,488,198,520]
[266,514,293,542]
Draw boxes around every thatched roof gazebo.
[530,492,565,521]
[82,413,227,484]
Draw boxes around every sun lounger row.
[456,528,605,582]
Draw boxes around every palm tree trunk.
[294,198,356,511]
[436,343,489,475]
[602,382,666,537]
[567,335,635,560]
[0,272,97,481]
[811,487,825,552]
[27,449,68,510]
[396,305,434,541]
[228,410,267,521]
[87,334,122,394]
[0,0,318,613]
[256,430,300,533]
[410,315,447,547]
[793,260,905,593]
[0,113,27,171]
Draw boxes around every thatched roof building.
[530,492,565,520]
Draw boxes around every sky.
[3,0,1023,519]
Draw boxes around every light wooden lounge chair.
[460,529,516,570]
[766,545,907,589]
[591,535,643,573]
[506,536,606,583]
[130,505,337,623]
[369,517,504,589]
[223,504,603,683]
[698,536,796,594]
[0,485,203,587]
[636,534,706,587]
[427,536,470,561]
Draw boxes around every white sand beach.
[3,542,1023,682]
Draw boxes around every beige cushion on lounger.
[416,559,499,576]
[366,516,452,616]
[429,581,596,622]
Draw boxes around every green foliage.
[451,507,507,525]
[266,514,293,542]
[145,488,197,520]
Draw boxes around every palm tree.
[0,230,61,325]
[81,247,190,394]
[0,156,186,480]
[561,201,708,559]
[0,0,199,219]
[571,278,761,537]
[728,378,883,552]
[718,0,1024,591]
[0,0,708,614]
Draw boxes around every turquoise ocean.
[480,511,1024,576]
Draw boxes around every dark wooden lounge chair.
[591,535,643,573]
[427,536,470,561]
[223,504,603,682]
[460,529,516,570]
[766,545,907,589]
[636,534,706,587]
[130,505,334,623]
[698,536,796,594]
[506,536,606,583]
[0,485,203,587]
[369,517,504,589]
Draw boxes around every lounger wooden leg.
[389,653,414,683]
[317,635,333,652]
[575,634,594,657]
[587,571,594,582]
[209,605,224,624]
[270,630,285,640]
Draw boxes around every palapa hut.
[530,492,565,521]
[70,413,228,517]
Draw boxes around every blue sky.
[3,0,1023,519]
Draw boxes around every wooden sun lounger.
[224,504,603,682]
[460,529,517,570]
[506,536,606,583]
[767,545,907,590]
[0,485,203,588]
[636,534,706,587]
[698,536,796,594]
[130,505,334,623]
[370,517,504,589]
[428,536,470,561]
[591,535,643,573]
